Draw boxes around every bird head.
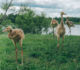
[3,26,12,32]
[61,12,66,15]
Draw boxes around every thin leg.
[16,47,18,64]
[57,36,60,48]
[70,29,71,35]
[69,28,71,35]
[68,31,69,35]
[53,28,54,36]
[20,39,23,65]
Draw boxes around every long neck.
[61,14,64,26]
[9,29,12,34]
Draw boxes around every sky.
[0,0,80,17]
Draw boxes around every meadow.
[0,34,80,70]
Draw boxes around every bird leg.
[69,28,71,35]
[16,46,18,64]
[57,36,60,48]
[53,28,54,37]
[20,39,23,65]
[70,28,71,35]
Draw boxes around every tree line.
[0,6,80,34]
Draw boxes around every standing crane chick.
[56,12,66,48]
[51,18,58,36]
[65,17,74,35]
[3,26,24,65]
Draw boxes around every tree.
[0,0,13,24]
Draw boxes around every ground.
[0,34,80,70]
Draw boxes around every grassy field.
[0,34,80,70]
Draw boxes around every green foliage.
[2,19,13,26]
[15,8,50,33]
[55,17,80,24]
[1,6,80,34]
[1,7,50,34]
[0,34,80,70]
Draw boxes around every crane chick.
[3,26,24,65]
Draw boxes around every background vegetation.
[0,5,80,34]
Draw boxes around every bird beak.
[2,29,6,32]
[2,30,5,32]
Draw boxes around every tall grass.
[0,34,80,70]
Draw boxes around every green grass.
[0,34,80,70]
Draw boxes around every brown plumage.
[51,18,58,36]
[3,26,24,65]
[56,12,66,47]
[65,17,74,35]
